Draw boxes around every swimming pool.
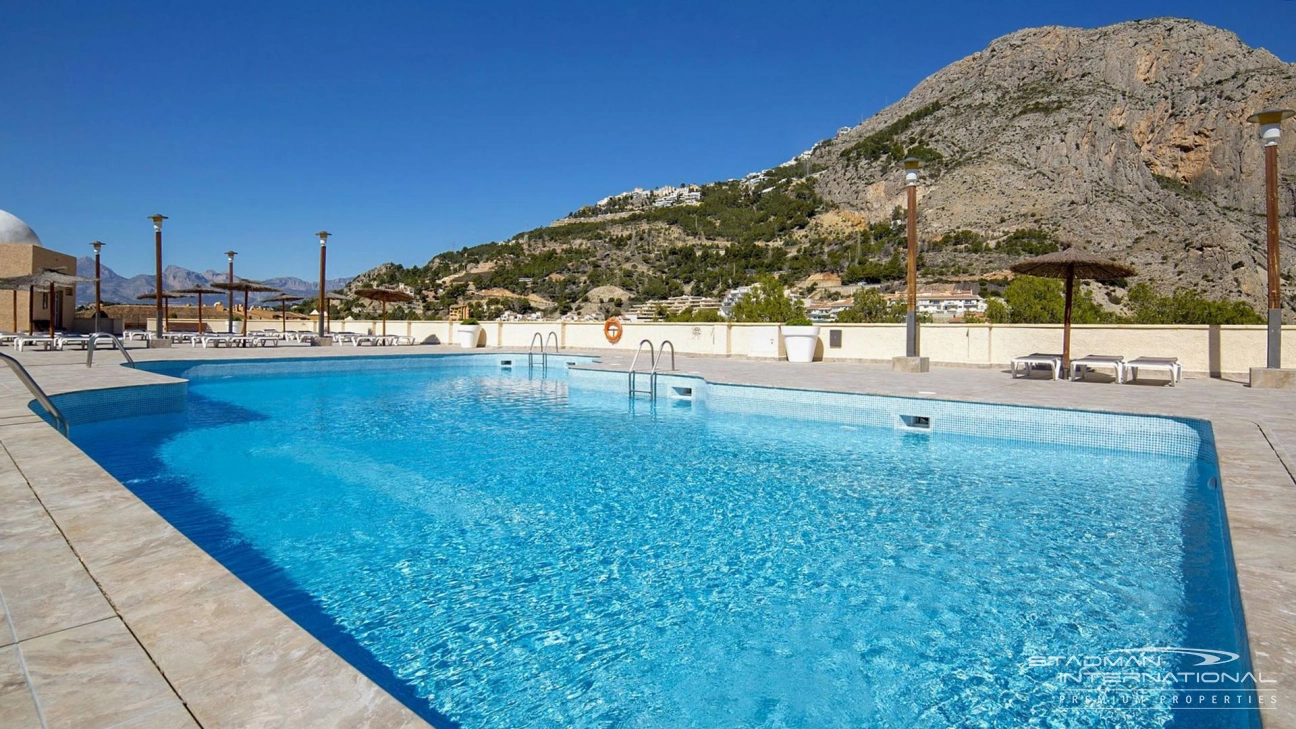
[59,355,1256,728]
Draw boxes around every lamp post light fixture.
[225,250,237,334]
[1247,108,1295,373]
[91,241,104,333]
[317,231,330,336]
[149,214,168,337]
[903,157,922,359]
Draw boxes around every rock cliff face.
[812,18,1296,307]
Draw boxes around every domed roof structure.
[0,210,42,247]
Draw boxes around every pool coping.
[0,345,1292,728]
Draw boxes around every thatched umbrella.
[1010,246,1136,369]
[171,285,223,334]
[316,291,348,334]
[211,279,281,335]
[1,270,95,336]
[135,291,183,333]
[263,293,303,333]
[354,287,415,336]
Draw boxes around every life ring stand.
[604,317,624,344]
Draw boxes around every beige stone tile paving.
[0,645,41,729]
[20,618,184,729]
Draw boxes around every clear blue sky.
[2,0,1293,281]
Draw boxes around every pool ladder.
[628,339,675,399]
[85,334,136,369]
[528,331,559,373]
[0,352,67,436]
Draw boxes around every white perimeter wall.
[153,318,1296,375]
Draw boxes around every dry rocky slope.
[358,18,1296,316]
[816,18,1295,308]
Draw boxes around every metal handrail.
[86,334,136,369]
[0,352,67,436]
[545,330,559,352]
[628,339,655,373]
[628,339,656,399]
[654,340,675,373]
[528,332,545,372]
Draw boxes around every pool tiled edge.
[569,368,1217,461]
[0,346,1292,728]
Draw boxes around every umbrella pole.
[242,290,250,336]
[382,301,388,336]
[27,286,33,334]
[197,294,204,334]
[164,297,170,334]
[11,290,16,334]
[1062,267,1075,372]
[281,301,287,333]
[48,282,56,337]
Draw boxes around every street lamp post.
[1247,108,1295,372]
[149,214,167,337]
[225,251,237,333]
[903,157,923,358]
[91,241,104,333]
[891,157,929,372]
[317,231,330,336]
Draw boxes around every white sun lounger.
[55,335,91,350]
[15,336,56,351]
[1010,353,1063,380]
[1125,357,1181,386]
[1069,355,1126,384]
[393,335,416,346]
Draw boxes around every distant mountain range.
[74,257,353,305]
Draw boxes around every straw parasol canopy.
[0,270,94,335]
[1010,245,1137,369]
[354,287,415,336]
[263,293,303,333]
[315,291,348,333]
[171,285,224,334]
[135,291,185,333]
[211,279,282,335]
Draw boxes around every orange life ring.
[604,317,623,344]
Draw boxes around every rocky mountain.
[354,18,1296,319]
[74,257,353,305]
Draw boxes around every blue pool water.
[68,360,1255,728]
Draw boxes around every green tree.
[732,275,806,323]
[999,276,1114,323]
[996,229,1060,256]
[1125,283,1264,324]
[984,297,1009,323]
[835,288,907,323]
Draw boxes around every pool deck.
[0,342,1292,727]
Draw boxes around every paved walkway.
[0,342,1291,727]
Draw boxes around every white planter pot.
[781,325,820,363]
[456,324,482,349]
